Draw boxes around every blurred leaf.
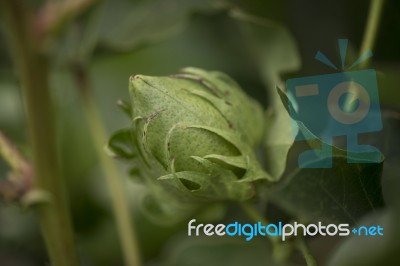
[328,209,400,266]
[56,0,228,64]
[229,9,300,91]
[106,128,136,159]
[55,2,104,65]
[98,0,228,51]
[229,9,300,179]
[152,236,276,266]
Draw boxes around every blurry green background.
[0,0,399,265]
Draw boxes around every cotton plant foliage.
[108,67,273,221]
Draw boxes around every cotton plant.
[108,67,274,220]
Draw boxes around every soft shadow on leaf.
[229,9,300,180]
[99,0,228,51]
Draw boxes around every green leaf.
[269,157,384,224]
[327,111,400,265]
[269,89,385,224]
[357,111,400,206]
[229,9,301,179]
[276,87,384,162]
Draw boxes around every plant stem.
[240,203,318,265]
[239,202,290,263]
[73,66,141,266]
[295,237,317,266]
[359,0,385,68]
[0,1,81,266]
[343,0,385,111]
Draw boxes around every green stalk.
[239,203,293,263]
[295,237,317,266]
[0,1,81,266]
[239,203,279,246]
[343,0,385,111]
[73,66,141,266]
[240,203,318,265]
[359,0,385,68]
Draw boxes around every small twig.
[0,132,32,179]
[358,0,385,68]
[0,131,33,201]
[35,0,98,38]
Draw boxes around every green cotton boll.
[177,67,265,147]
[128,67,273,206]
[130,74,234,171]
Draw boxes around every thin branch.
[72,64,142,266]
[35,0,98,38]
[343,0,385,111]
[359,0,385,68]
[0,131,33,201]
